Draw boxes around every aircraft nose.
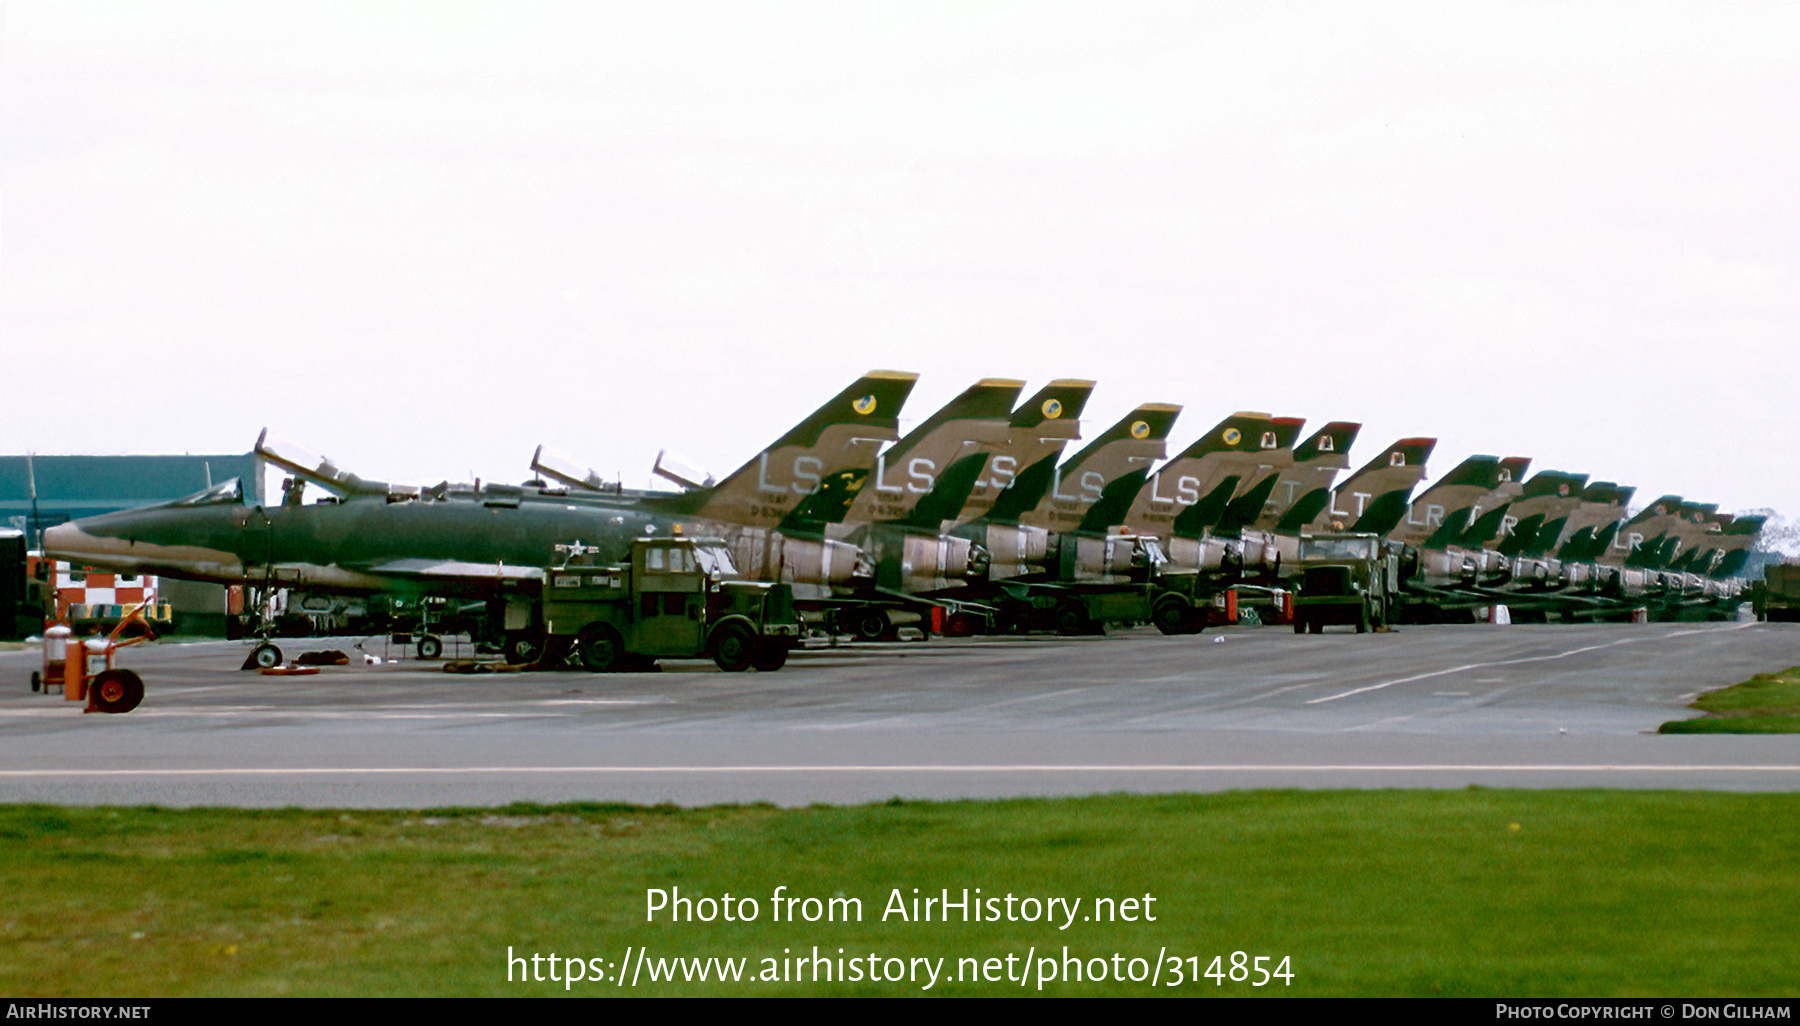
[40,520,88,559]
[42,519,142,566]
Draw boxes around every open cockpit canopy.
[167,478,245,507]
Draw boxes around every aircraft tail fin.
[1313,437,1435,535]
[1292,421,1360,463]
[1011,379,1095,436]
[640,371,918,525]
[840,378,1022,528]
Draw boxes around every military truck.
[1755,563,1800,622]
[539,536,801,672]
[1290,532,1400,634]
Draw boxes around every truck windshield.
[694,544,738,577]
[1301,536,1376,560]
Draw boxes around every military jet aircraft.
[42,371,920,656]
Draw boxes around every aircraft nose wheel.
[244,643,283,670]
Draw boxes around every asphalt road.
[2,621,1797,807]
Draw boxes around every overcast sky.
[4,2,1797,519]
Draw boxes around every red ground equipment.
[28,604,155,713]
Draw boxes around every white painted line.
[1,763,1798,778]
[1303,626,1751,705]
[536,700,662,706]
[1308,621,1764,706]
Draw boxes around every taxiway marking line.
[2,764,1799,777]
[1306,622,1758,705]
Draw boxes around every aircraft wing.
[364,559,547,582]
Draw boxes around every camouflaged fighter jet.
[823,379,1102,602]
[1459,469,1590,599]
[1117,412,1302,575]
[950,402,1183,583]
[820,379,1108,637]
[1386,455,1530,617]
[753,375,1027,637]
[1698,514,1765,581]
[1238,422,1362,535]
[1601,498,1759,614]
[950,381,1094,527]
[1208,418,1330,538]
[527,376,1100,639]
[1551,482,1634,569]
[1119,412,1288,543]
[1229,436,1438,577]
[42,371,920,651]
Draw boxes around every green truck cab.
[1754,563,1800,622]
[1291,532,1400,634]
[542,536,800,672]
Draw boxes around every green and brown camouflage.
[1445,457,1531,549]
[1490,470,1589,558]
[1675,511,1736,575]
[640,371,917,528]
[951,379,1095,525]
[1709,514,1766,579]
[1402,458,1535,594]
[1117,412,1280,542]
[1550,482,1634,564]
[802,379,1028,599]
[1386,455,1507,549]
[1611,495,1685,569]
[1208,417,1310,537]
[1019,403,1182,533]
[796,379,1092,599]
[1307,437,1437,536]
[951,402,1179,582]
[1257,421,1360,533]
[1657,502,1723,574]
[41,477,681,606]
[835,378,1022,529]
[46,374,929,624]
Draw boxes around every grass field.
[4,790,1798,997]
[1660,666,1800,733]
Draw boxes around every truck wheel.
[416,634,443,659]
[853,609,889,642]
[710,622,755,672]
[90,669,144,714]
[1054,599,1091,637]
[749,640,789,672]
[1152,597,1191,636]
[575,624,624,672]
[1309,620,1322,634]
[252,643,283,669]
[1356,608,1369,634]
[30,670,41,693]
[505,633,544,665]
[1292,616,1306,635]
